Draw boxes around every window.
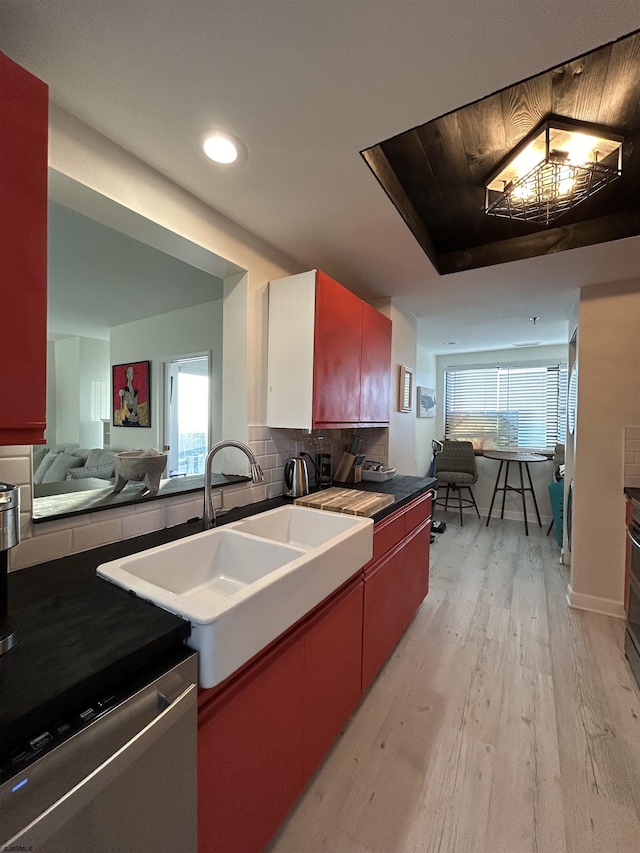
[444,361,567,451]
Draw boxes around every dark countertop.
[1,474,435,760]
[32,471,250,523]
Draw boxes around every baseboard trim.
[566,584,626,620]
[435,505,552,525]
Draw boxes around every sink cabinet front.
[197,576,364,853]
[0,51,48,446]
[363,491,432,692]
[196,489,432,852]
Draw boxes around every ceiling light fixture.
[485,116,623,225]
[202,130,247,165]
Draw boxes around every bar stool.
[434,441,481,526]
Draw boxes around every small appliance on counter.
[283,457,310,498]
[0,482,20,655]
[316,452,332,488]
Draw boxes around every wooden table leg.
[486,460,504,527]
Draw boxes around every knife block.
[333,452,356,482]
[345,466,362,483]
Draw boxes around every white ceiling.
[2,0,640,354]
[48,200,224,340]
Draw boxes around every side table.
[484,451,547,536]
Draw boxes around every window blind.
[444,362,567,451]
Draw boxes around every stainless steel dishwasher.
[1,650,198,853]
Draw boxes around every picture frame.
[112,360,151,427]
[417,386,436,418]
[399,364,413,412]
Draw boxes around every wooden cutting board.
[294,487,395,516]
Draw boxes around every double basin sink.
[98,505,373,688]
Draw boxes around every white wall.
[372,298,420,476]
[415,338,437,478]
[109,301,223,452]
[54,337,81,444]
[50,335,110,447]
[569,278,640,618]
[78,337,110,448]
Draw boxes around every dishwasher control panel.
[0,692,119,785]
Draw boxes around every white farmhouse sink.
[97,505,372,688]
[230,504,362,549]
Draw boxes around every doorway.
[164,355,210,476]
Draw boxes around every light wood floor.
[267,513,640,853]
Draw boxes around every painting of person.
[119,365,139,425]
[112,361,151,427]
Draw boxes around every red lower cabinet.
[197,579,364,853]
[362,546,409,692]
[303,581,364,778]
[362,502,432,694]
[196,491,432,851]
[198,635,306,853]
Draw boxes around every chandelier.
[485,117,623,226]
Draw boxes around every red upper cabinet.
[267,270,391,429]
[313,271,363,425]
[0,52,48,446]
[360,300,392,423]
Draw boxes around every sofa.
[32,445,118,485]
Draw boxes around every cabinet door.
[303,581,364,779]
[362,518,432,692]
[362,547,409,692]
[0,52,48,446]
[403,519,431,617]
[198,635,305,853]
[360,301,392,424]
[312,271,363,426]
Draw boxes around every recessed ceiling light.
[444,341,460,346]
[513,341,541,348]
[201,130,247,165]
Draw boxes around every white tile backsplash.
[624,427,640,487]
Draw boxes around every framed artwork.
[398,364,413,412]
[112,361,151,427]
[417,386,436,418]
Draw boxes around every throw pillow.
[32,445,48,471]
[86,448,116,468]
[42,455,83,484]
[66,464,115,481]
[33,452,58,484]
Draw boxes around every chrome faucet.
[204,440,264,529]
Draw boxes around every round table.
[484,451,547,536]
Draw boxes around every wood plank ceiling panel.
[597,33,640,128]
[360,28,640,274]
[416,111,484,250]
[380,131,456,247]
[549,48,611,123]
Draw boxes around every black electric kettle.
[283,457,310,498]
